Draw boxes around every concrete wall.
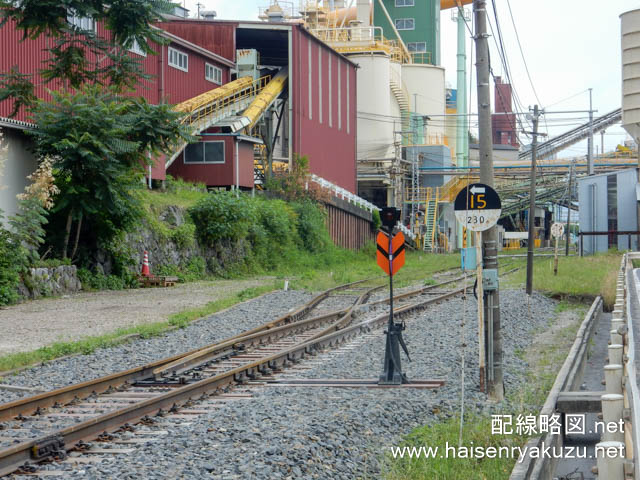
[0,127,37,223]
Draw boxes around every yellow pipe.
[440,0,473,10]
[243,67,288,129]
[175,76,254,113]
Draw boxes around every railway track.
[0,272,482,476]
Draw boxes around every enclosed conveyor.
[217,67,289,133]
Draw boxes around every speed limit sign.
[454,183,502,232]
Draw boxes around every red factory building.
[492,76,519,148]
[0,15,357,217]
[162,19,357,193]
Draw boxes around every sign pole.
[454,183,501,397]
[377,207,408,385]
[554,235,559,276]
[476,231,485,393]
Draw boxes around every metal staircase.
[389,69,411,141]
[423,189,438,252]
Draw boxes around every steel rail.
[0,287,465,477]
[151,284,385,378]
[0,278,374,423]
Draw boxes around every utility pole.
[601,130,605,155]
[526,105,541,294]
[565,161,573,256]
[473,0,503,401]
[587,88,594,175]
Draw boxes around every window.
[67,10,95,32]
[407,42,427,52]
[395,0,415,6]
[395,18,415,30]
[184,141,225,164]
[129,39,146,57]
[168,47,188,72]
[205,63,222,84]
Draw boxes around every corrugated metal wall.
[0,19,231,121]
[325,202,375,250]
[159,21,237,62]
[292,27,358,194]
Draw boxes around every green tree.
[30,86,190,259]
[0,1,192,263]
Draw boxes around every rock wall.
[18,265,82,299]
[92,205,250,277]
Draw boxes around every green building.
[373,0,440,65]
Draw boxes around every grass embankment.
[503,251,620,308]
[384,300,587,480]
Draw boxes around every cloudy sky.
[180,0,638,156]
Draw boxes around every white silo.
[349,53,395,161]
[401,64,446,143]
[621,8,640,143]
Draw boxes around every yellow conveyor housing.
[175,76,255,115]
[241,67,288,130]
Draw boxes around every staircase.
[389,72,411,141]
[423,189,439,252]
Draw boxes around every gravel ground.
[15,288,564,479]
[0,290,312,404]
[0,279,274,355]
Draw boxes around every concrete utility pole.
[588,88,594,175]
[473,0,503,401]
[526,105,541,294]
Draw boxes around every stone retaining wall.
[18,265,82,300]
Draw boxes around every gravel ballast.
[0,290,313,404]
[11,287,566,479]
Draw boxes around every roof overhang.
[0,117,35,130]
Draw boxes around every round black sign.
[454,183,501,211]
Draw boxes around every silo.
[621,8,640,143]
[349,53,395,161]
[401,64,446,142]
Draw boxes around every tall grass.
[504,252,621,308]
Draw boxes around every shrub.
[188,191,255,246]
[77,268,127,291]
[292,200,331,252]
[0,228,27,305]
[171,222,196,250]
[372,209,381,231]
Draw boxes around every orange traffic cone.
[141,251,150,277]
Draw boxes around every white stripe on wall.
[328,56,333,128]
[318,46,323,124]
[338,61,342,130]
[308,40,312,120]
[346,66,350,134]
